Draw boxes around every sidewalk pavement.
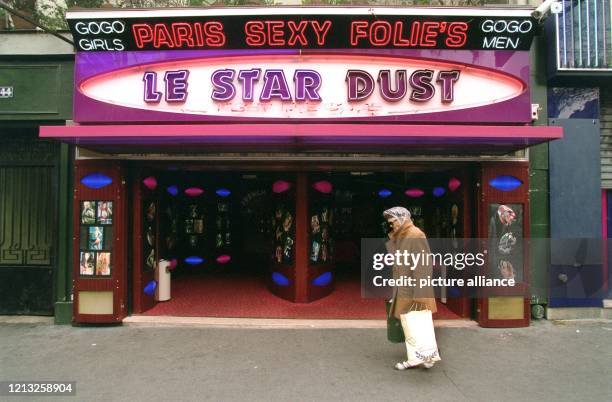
[1,319,611,402]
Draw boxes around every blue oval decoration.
[312,272,332,286]
[433,187,446,197]
[81,173,113,189]
[272,272,290,286]
[489,175,523,192]
[143,280,157,296]
[185,256,204,265]
[378,189,392,198]
[167,185,179,196]
[216,188,231,197]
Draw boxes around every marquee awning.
[40,123,562,156]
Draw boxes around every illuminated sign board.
[66,8,537,52]
[74,50,531,123]
[69,8,535,124]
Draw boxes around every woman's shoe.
[394,360,419,370]
[422,362,435,369]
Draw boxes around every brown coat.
[386,221,437,319]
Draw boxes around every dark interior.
[135,168,471,319]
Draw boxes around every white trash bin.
[155,259,171,301]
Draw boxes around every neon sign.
[81,19,470,51]
[78,53,526,121]
[67,9,537,52]
[349,21,467,48]
[141,68,459,104]
[132,22,226,48]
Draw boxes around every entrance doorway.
[130,166,474,320]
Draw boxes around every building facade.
[545,0,612,318]
[0,31,74,322]
[7,4,601,327]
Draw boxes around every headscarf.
[383,206,411,225]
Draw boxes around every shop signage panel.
[66,8,537,52]
[74,49,532,124]
[78,53,523,120]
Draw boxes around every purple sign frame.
[74,49,531,124]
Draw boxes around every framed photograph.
[146,226,155,247]
[488,203,524,282]
[81,201,96,224]
[97,201,113,225]
[146,248,156,269]
[283,212,293,233]
[79,252,95,276]
[311,214,320,234]
[193,218,204,234]
[311,240,320,262]
[184,219,194,234]
[96,252,112,276]
[146,202,156,222]
[88,226,104,250]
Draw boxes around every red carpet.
[142,272,461,320]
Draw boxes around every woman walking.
[383,206,438,370]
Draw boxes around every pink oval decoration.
[143,176,157,190]
[168,258,178,270]
[312,180,333,194]
[448,177,461,192]
[185,187,204,197]
[216,255,231,264]
[405,188,424,198]
[273,180,291,194]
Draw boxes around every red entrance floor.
[142,272,461,320]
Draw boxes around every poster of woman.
[81,201,96,224]
[79,252,95,276]
[97,201,113,225]
[88,226,103,250]
[96,252,111,276]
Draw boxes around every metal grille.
[0,167,54,265]
[556,0,612,69]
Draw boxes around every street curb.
[123,315,478,329]
[551,318,612,325]
[0,316,54,325]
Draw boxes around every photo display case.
[142,173,245,276]
[143,200,157,272]
[215,198,231,252]
[73,162,127,323]
[272,198,295,265]
[79,201,113,277]
[488,203,524,282]
[160,200,179,261]
[309,189,334,265]
[182,200,206,257]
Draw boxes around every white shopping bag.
[399,310,441,366]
